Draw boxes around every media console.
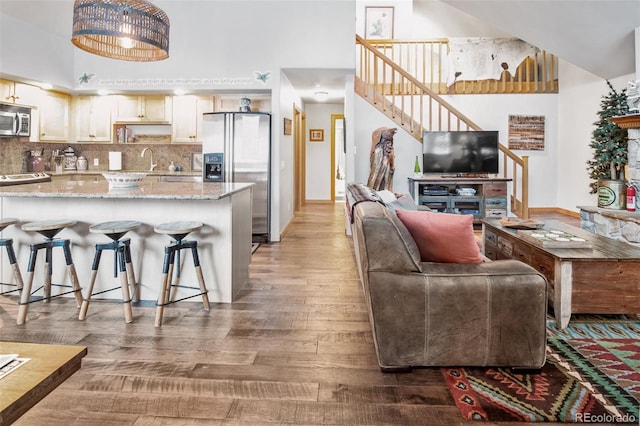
[408,176,511,222]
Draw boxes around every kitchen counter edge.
[0,180,254,200]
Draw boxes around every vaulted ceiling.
[1,0,638,101]
[441,0,640,79]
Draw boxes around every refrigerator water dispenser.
[203,153,224,182]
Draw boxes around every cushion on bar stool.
[79,220,141,323]
[18,219,81,325]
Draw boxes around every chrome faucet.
[141,147,157,172]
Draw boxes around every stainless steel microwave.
[0,103,31,137]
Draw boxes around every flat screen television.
[422,131,499,175]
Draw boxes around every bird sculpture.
[367,127,397,191]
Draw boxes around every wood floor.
[0,204,578,425]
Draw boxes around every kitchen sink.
[156,175,203,183]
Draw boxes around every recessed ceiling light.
[314,91,329,101]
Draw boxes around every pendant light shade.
[71,0,170,62]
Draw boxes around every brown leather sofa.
[348,185,548,372]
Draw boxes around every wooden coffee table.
[0,341,87,425]
[483,219,640,328]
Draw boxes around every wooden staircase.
[355,35,530,219]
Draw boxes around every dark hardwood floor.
[0,204,579,425]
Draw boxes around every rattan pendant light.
[71,0,170,62]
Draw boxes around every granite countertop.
[48,170,201,177]
[0,179,253,200]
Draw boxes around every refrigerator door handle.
[226,116,234,182]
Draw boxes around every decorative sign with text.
[508,115,545,150]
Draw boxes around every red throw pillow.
[396,210,483,264]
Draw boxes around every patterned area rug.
[442,315,640,422]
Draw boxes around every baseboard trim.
[529,207,581,218]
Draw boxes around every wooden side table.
[0,341,87,425]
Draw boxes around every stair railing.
[356,35,529,218]
[364,38,558,95]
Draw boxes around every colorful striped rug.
[442,315,640,422]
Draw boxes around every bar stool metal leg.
[17,219,82,325]
[0,219,24,299]
[0,238,25,297]
[79,220,140,323]
[153,221,210,327]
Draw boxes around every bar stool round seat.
[79,220,141,323]
[22,219,77,239]
[154,221,204,239]
[18,219,82,325]
[0,218,25,301]
[0,217,19,231]
[153,221,209,327]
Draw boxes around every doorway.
[331,114,345,202]
[294,106,306,212]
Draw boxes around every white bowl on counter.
[102,172,147,189]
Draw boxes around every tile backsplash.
[1,137,202,174]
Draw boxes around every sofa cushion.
[395,210,483,264]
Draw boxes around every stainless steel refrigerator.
[201,112,271,242]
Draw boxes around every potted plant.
[587,80,629,208]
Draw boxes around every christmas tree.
[586,81,629,193]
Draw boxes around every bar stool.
[0,218,25,298]
[79,220,140,323]
[154,221,210,327]
[18,219,82,325]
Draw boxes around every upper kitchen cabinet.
[172,95,214,143]
[115,95,171,122]
[39,91,70,142]
[72,95,115,142]
[0,79,42,107]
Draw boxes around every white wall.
[305,103,345,200]
[277,73,302,241]
[556,62,635,212]
[67,1,355,93]
[439,93,559,208]
[353,96,423,193]
[0,15,74,88]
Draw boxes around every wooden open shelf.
[609,114,640,129]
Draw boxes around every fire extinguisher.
[627,183,636,212]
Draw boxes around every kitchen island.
[0,178,253,306]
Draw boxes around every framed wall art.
[365,6,394,39]
[309,129,324,142]
[508,115,545,150]
[283,117,292,135]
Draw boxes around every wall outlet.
[93,158,99,166]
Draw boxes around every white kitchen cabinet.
[38,91,70,142]
[115,95,171,122]
[73,96,114,142]
[0,79,41,107]
[172,95,214,143]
